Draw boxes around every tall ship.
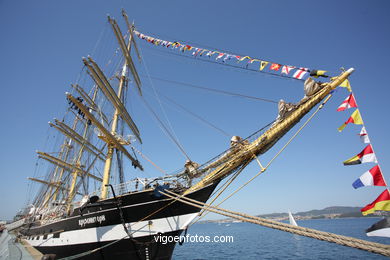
[9,9,369,260]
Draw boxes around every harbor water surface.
[173,218,389,259]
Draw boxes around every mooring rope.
[161,189,390,257]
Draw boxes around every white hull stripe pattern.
[25,213,197,247]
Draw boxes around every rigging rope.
[191,161,249,225]
[142,75,279,104]
[135,29,309,82]
[131,146,167,175]
[155,91,231,137]
[138,39,190,161]
[161,190,390,257]
[143,46,304,82]
[140,97,191,161]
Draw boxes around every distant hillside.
[294,206,362,217]
[202,206,365,223]
[253,206,361,219]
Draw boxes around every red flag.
[270,63,281,71]
[337,94,357,111]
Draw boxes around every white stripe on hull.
[26,213,197,247]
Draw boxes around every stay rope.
[138,38,191,161]
[161,189,390,257]
[142,75,279,104]
[156,91,232,137]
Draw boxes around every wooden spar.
[65,93,143,171]
[44,143,71,206]
[37,151,103,182]
[185,68,355,194]
[50,120,78,205]
[86,56,141,141]
[71,84,97,110]
[71,84,109,125]
[49,120,105,161]
[83,57,142,143]
[41,147,65,208]
[108,15,142,95]
[121,9,141,61]
[51,120,105,160]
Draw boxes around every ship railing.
[88,175,187,199]
[171,121,274,185]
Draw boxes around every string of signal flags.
[336,80,390,237]
[134,30,329,81]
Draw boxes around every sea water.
[173,218,390,259]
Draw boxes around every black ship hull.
[21,183,217,259]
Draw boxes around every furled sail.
[82,57,142,143]
[66,93,143,170]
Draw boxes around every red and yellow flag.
[361,190,390,216]
[338,109,363,132]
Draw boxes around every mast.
[32,118,78,210]
[50,141,72,203]
[100,15,142,199]
[41,141,71,208]
[67,87,99,210]
[41,144,66,208]
[100,63,128,199]
[31,14,143,206]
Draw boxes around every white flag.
[359,126,370,144]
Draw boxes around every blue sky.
[0,0,390,221]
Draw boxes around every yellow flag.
[338,109,363,132]
[260,61,269,71]
[339,79,352,92]
[239,56,250,62]
[311,70,328,78]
